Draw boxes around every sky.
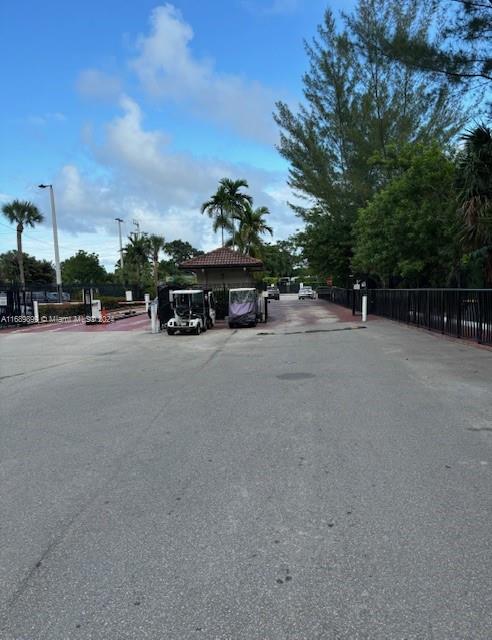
[0,0,350,270]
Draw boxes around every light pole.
[38,184,62,303]
[115,218,124,271]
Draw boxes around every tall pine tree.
[275,0,464,283]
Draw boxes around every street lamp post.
[115,218,124,270]
[38,184,62,303]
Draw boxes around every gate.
[0,287,34,326]
[278,282,300,294]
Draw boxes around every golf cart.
[166,289,216,335]
[227,288,262,328]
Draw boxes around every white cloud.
[54,165,118,234]
[3,96,298,269]
[76,69,123,102]
[267,0,300,14]
[241,0,301,15]
[25,112,67,126]
[130,4,278,144]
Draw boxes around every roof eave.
[178,263,263,271]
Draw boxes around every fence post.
[477,291,483,344]
[441,290,445,334]
[33,300,39,323]
[456,290,462,338]
[150,301,159,334]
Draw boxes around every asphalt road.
[1,295,491,639]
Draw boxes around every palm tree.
[148,234,166,292]
[219,178,253,249]
[1,199,44,288]
[201,185,232,247]
[229,203,273,256]
[124,235,151,286]
[456,124,492,283]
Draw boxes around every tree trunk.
[153,258,158,294]
[16,224,25,288]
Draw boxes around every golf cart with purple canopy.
[227,288,263,328]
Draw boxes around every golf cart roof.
[229,288,256,292]
[172,289,203,295]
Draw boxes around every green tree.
[0,251,55,284]
[148,234,166,292]
[159,240,203,280]
[201,178,253,247]
[294,208,354,285]
[227,203,273,256]
[123,236,151,286]
[274,1,464,282]
[1,200,44,288]
[381,1,491,95]
[201,185,232,247]
[261,240,300,277]
[219,178,253,249]
[353,144,460,286]
[61,250,108,284]
[456,123,492,283]
[164,240,203,265]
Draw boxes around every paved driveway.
[1,296,491,639]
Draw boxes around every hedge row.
[38,296,130,318]
[38,303,85,317]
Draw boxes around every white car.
[298,286,315,300]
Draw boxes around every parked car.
[298,286,315,300]
[33,291,71,302]
[266,285,280,300]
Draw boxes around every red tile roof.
[180,247,263,270]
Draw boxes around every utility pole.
[38,184,62,303]
[115,218,124,270]
[132,219,140,240]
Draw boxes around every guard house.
[179,247,263,288]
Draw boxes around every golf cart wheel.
[167,328,176,335]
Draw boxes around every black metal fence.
[0,288,34,326]
[321,287,492,345]
[0,282,145,326]
[0,282,144,303]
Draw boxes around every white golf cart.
[166,289,216,335]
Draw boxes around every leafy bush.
[99,295,125,310]
[38,303,85,318]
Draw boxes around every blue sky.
[0,0,351,269]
